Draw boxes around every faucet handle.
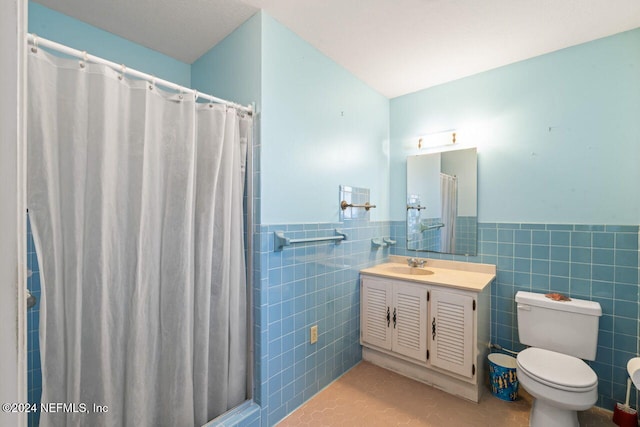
[407,258,425,267]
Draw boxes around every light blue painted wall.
[191,12,391,226]
[260,14,390,224]
[28,2,191,87]
[191,12,262,108]
[390,28,640,224]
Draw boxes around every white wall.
[0,0,27,425]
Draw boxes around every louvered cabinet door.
[429,289,474,378]
[391,283,428,362]
[361,277,393,351]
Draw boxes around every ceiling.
[34,0,640,98]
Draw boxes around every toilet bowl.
[516,347,598,427]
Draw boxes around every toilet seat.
[517,348,597,392]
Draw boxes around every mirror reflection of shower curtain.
[27,48,249,426]
[440,173,457,253]
[407,195,421,250]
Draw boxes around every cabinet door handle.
[432,317,436,340]
[387,307,390,327]
[393,308,397,329]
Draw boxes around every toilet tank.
[516,291,602,360]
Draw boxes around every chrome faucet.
[407,257,426,268]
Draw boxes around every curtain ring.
[119,64,126,81]
[194,91,199,101]
[149,75,155,90]
[31,34,38,53]
[79,50,87,69]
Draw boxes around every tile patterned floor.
[277,361,616,427]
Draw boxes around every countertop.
[360,259,496,292]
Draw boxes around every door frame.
[0,0,28,425]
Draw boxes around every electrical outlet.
[310,325,318,344]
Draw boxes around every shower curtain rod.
[27,33,253,114]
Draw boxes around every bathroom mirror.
[406,147,477,256]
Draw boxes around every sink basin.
[384,266,434,276]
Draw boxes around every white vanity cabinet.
[429,289,475,378]
[361,276,428,362]
[359,257,495,403]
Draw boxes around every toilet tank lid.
[515,291,602,316]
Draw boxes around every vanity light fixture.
[418,130,457,150]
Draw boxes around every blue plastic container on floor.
[488,353,519,401]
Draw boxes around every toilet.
[515,291,602,427]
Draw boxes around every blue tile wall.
[455,216,477,256]
[408,217,441,252]
[406,216,477,255]
[253,219,392,426]
[391,220,640,412]
[27,215,42,427]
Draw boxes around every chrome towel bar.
[274,229,347,252]
[420,222,445,232]
[340,201,376,211]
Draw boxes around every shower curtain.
[27,48,250,427]
[440,173,457,253]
